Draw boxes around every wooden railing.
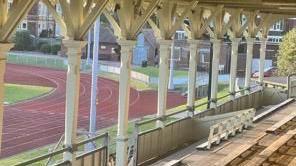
[288,74,296,98]
[134,88,264,165]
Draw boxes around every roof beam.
[0,0,37,42]
[44,0,109,40]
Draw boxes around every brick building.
[8,1,56,37]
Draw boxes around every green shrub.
[39,43,61,55]
[50,44,61,55]
[13,30,36,51]
[37,40,48,50]
[40,44,51,54]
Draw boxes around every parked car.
[252,67,277,78]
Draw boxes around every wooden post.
[259,38,267,85]
[116,39,136,166]
[244,38,255,93]
[229,38,241,99]
[187,40,200,114]
[157,40,172,127]
[63,40,87,162]
[210,39,222,108]
[0,43,14,153]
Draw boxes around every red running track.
[1,64,186,158]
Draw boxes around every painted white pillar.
[63,40,87,162]
[187,40,200,112]
[116,40,136,166]
[87,17,100,150]
[229,38,241,99]
[0,43,14,152]
[86,29,92,65]
[157,40,172,127]
[259,38,267,85]
[244,38,255,93]
[168,40,175,90]
[210,39,222,108]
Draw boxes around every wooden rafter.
[44,0,109,40]
[226,9,246,38]
[153,0,198,40]
[109,0,162,40]
[187,6,205,39]
[169,1,199,37]
[41,0,67,37]
[258,13,284,38]
[212,5,225,39]
[103,9,122,38]
[244,10,259,38]
[131,0,161,39]
[0,0,37,42]
[147,18,161,39]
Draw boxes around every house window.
[101,45,106,49]
[271,20,284,31]
[176,30,186,40]
[111,47,116,54]
[268,36,282,43]
[22,23,27,29]
[201,54,206,63]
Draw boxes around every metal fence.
[99,64,150,84]
[7,53,91,71]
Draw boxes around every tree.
[277,28,296,75]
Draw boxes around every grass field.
[4,84,53,104]
[133,66,188,77]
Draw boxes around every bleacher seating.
[196,109,256,150]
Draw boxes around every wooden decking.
[181,101,296,166]
[152,100,296,166]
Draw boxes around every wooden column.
[210,39,222,108]
[259,38,267,85]
[157,40,172,127]
[0,43,14,153]
[116,40,136,166]
[187,40,200,113]
[229,38,241,99]
[63,40,87,162]
[244,38,256,93]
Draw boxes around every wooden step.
[253,98,295,122]
[213,144,253,166]
[288,157,296,166]
[266,112,296,134]
[213,132,266,166]
[245,129,296,166]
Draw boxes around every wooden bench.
[266,112,296,134]
[196,109,256,150]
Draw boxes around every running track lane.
[1,64,186,158]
